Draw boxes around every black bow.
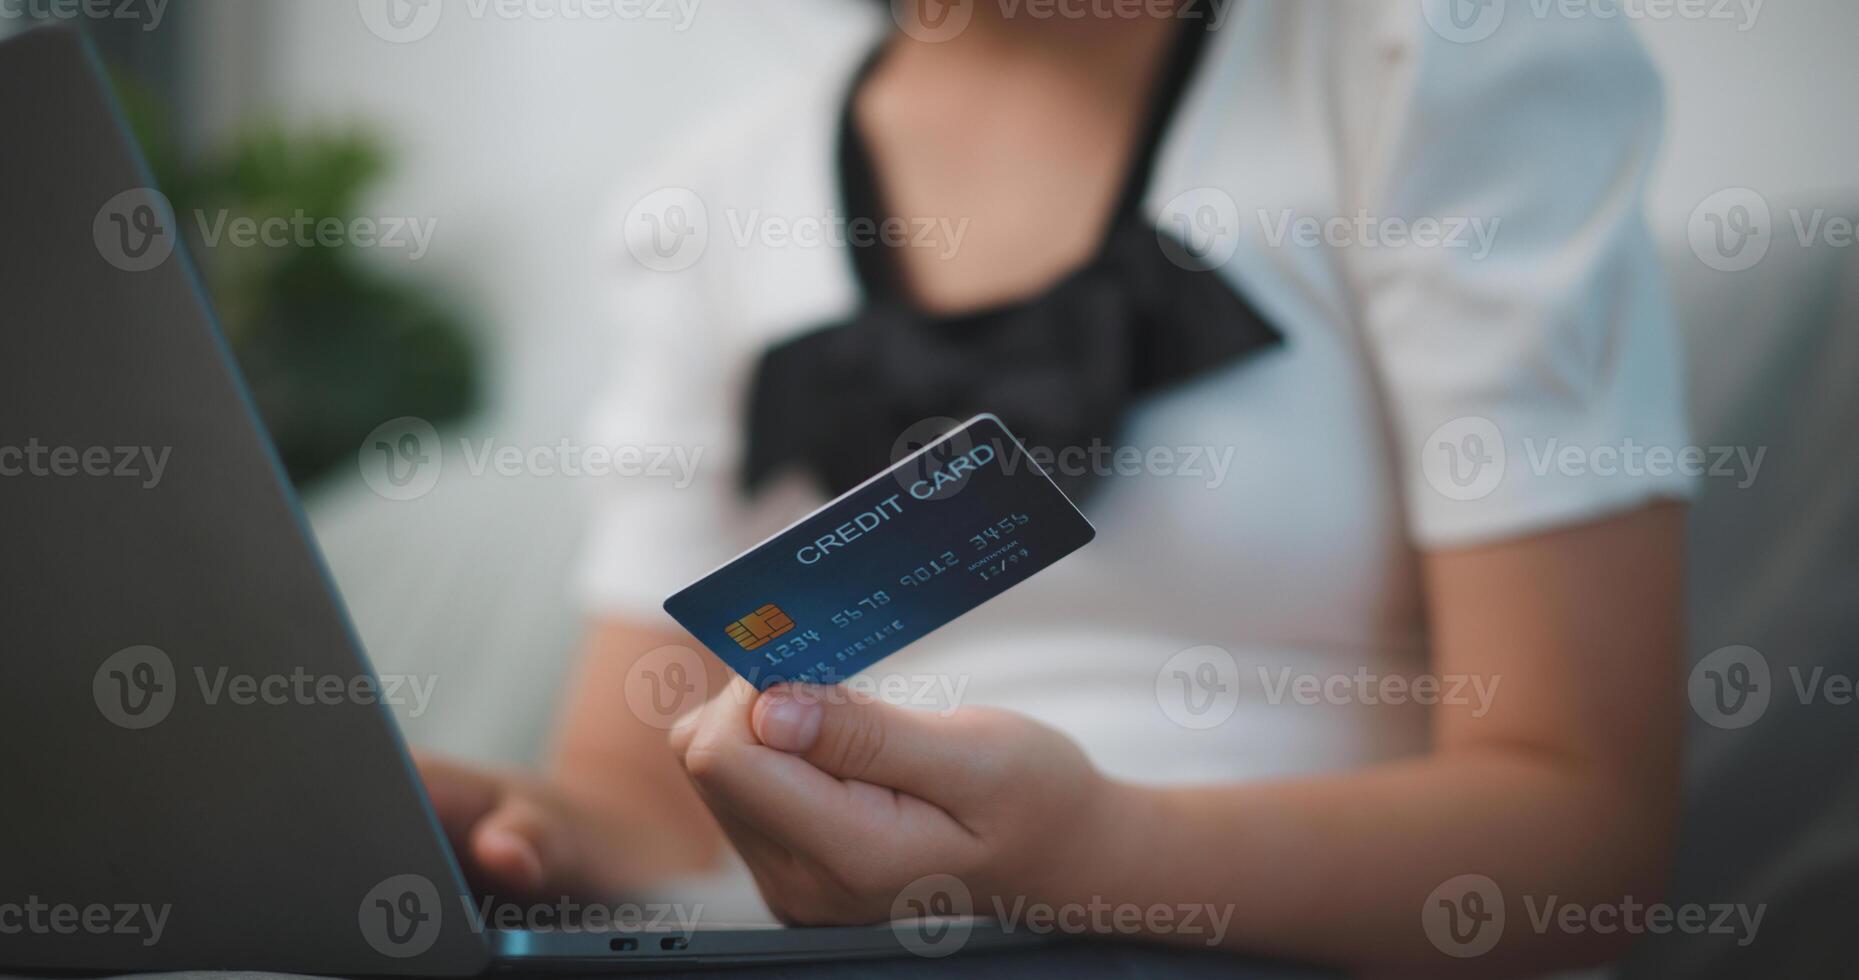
[743,217,1283,503]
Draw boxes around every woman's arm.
[672,503,1684,975]
[1085,503,1685,973]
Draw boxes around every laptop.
[0,25,1031,974]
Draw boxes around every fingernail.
[755,690,822,753]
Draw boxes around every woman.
[419,0,1693,971]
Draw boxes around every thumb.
[751,684,975,800]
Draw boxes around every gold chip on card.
[725,604,794,651]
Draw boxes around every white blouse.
[575,0,1693,784]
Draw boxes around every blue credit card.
[664,414,1096,688]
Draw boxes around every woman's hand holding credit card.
[662,416,1130,929]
